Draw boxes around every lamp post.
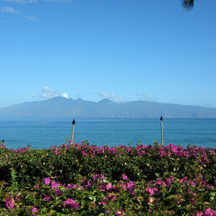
[71,119,76,144]
[160,116,163,146]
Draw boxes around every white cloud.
[32,93,37,98]
[0,7,22,14]
[40,86,56,99]
[61,92,69,99]
[38,86,69,99]
[135,92,157,102]
[135,92,150,101]
[97,91,127,103]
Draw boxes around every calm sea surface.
[0,118,216,149]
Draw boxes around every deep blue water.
[0,118,216,149]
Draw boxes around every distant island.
[0,97,216,118]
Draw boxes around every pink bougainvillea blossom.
[4,196,14,210]
[165,175,174,186]
[15,193,21,201]
[116,209,126,216]
[51,180,61,189]
[108,193,117,202]
[63,198,80,209]
[93,174,104,181]
[126,181,136,193]
[106,210,112,215]
[122,174,128,180]
[43,177,51,185]
[203,208,216,216]
[32,206,38,216]
[145,187,155,196]
[55,188,63,196]
[105,182,112,191]
[43,194,51,202]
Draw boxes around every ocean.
[0,118,216,149]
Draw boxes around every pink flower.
[105,183,112,191]
[81,150,88,157]
[93,174,104,181]
[155,178,166,186]
[43,177,51,185]
[15,193,21,201]
[126,181,136,193]
[203,208,213,216]
[106,210,112,215]
[43,194,51,202]
[187,189,194,195]
[212,210,216,215]
[167,143,178,153]
[202,180,207,185]
[85,181,92,188]
[189,181,196,187]
[4,196,14,210]
[166,176,174,186]
[80,179,86,184]
[158,150,167,157]
[116,209,126,216]
[0,143,5,148]
[207,186,213,190]
[55,188,63,196]
[98,201,107,206]
[63,198,80,209]
[108,193,117,202]
[145,187,155,196]
[122,174,128,180]
[32,206,38,216]
[51,180,61,189]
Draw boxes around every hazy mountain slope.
[0,97,216,118]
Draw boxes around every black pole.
[160,116,163,146]
[71,119,76,144]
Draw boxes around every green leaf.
[80,210,88,215]
[81,200,86,206]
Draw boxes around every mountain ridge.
[0,97,216,118]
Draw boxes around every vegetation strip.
[0,140,216,215]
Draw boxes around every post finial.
[160,116,163,121]
[72,119,76,125]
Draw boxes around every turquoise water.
[0,118,216,149]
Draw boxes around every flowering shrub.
[0,141,216,215]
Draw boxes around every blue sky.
[0,0,216,108]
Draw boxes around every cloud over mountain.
[97,91,127,103]
[33,86,69,99]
